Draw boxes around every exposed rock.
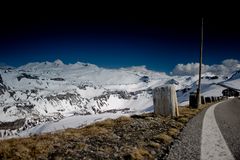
[45,93,87,110]
[78,84,88,90]
[0,74,3,84]
[17,73,39,81]
[147,87,153,94]
[166,79,180,85]
[186,77,192,81]
[140,76,150,83]
[30,89,38,94]
[228,70,240,80]
[205,76,219,80]
[16,102,35,110]
[114,90,131,99]
[50,78,65,81]
[0,74,7,95]
[177,87,191,94]
[0,118,25,130]
[100,108,130,114]
[3,106,11,113]
[46,93,80,101]
[8,90,15,97]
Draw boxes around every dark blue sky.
[0,9,239,73]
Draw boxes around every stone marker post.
[153,85,179,117]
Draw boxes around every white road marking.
[201,102,235,160]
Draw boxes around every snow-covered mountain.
[221,70,240,90]
[0,60,239,138]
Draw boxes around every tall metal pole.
[197,18,204,107]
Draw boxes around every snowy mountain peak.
[121,65,168,78]
[228,70,240,81]
[125,65,148,72]
[73,62,97,68]
[54,59,64,66]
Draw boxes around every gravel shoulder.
[167,106,208,160]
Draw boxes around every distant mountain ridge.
[0,60,239,138]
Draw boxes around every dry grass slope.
[0,103,214,159]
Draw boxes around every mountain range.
[0,59,239,138]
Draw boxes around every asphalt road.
[215,98,240,159]
[167,98,240,160]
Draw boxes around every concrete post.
[205,97,211,103]
[153,85,179,117]
[211,96,215,102]
[189,92,198,108]
[201,96,205,104]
